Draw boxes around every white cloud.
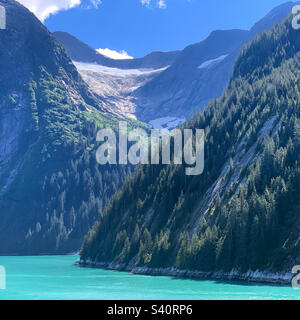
[141,0,167,9]
[17,0,168,22]
[16,0,101,22]
[157,0,167,9]
[85,0,102,9]
[96,48,133,60]
[141,0,151,6]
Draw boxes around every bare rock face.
[74,61,169,120]
[55,2,296,126]
[0,0,128,254]
[0,0,74,193]
[134,2,296,122]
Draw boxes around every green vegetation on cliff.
[81,16,300,272]
[0,0,141,254]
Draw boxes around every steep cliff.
[0,0,134,254]
[80,14,300,277]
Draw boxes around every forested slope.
[0,0,138,254]
[80,15,300,274]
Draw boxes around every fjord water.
[0,255,298,300]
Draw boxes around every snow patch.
[74,62,169,77]
[149,117,186,130]
[198,54,228,69]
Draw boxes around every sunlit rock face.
[55,2,295,125]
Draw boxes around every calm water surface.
[0,255,299,300]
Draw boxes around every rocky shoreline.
[78,259,293,285]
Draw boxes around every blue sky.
[20,0,295,58]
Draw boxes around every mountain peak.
[250,1,298,35]
[53,31,179,70]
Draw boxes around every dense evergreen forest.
[81,16,300,273]
[0,0,143,254]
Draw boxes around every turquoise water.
[0,255,299,300]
